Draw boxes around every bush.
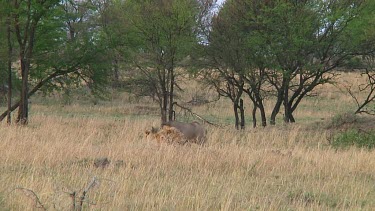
[331,129,375,150]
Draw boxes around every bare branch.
[173,102,221,127]
[14,187,47,211]
[76,176,98,210]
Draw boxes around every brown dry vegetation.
[0,72,374,210]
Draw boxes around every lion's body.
[144,121,206,145]
[145,125,187,145]
[162,121,205,144]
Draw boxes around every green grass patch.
[331,129,375,150]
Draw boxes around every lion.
[144,121,206,145]
[162,121,206,144]
[144,125,187,145]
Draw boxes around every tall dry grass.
[0,72,374,210]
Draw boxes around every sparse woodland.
[0,0,375,210]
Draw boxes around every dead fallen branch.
[173,102,221,127]
[73,176,99,211]
[14,187,47,211]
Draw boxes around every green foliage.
[125,0,199,63]
[108,0,202,121]
[0,1,9,86]
[0,1,21,99]
[331,130,375,150]
[26,0,111,95]
[204,0,375,125]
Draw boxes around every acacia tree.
[202,5,246,129]
[343,1,375,115]
[6,3,13,124]
[206,0,375,127]
[94,0,124,86]
[260,0,374,124]
[345,56,375,115]
[0,0,111,123]
[0,3,7,100]
[121,0,201,123]
[204,0,269,128]
[0,0,16,124]
[9,0,61,124]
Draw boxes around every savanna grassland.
[0,72,375,210]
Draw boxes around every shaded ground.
[325,112,375,132]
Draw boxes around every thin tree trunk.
[252,105,257,128]
[161,104,167,124]
[259,104,267,127]
[17,59,29,125]
[283,102,289,123]
[6,14,12,124]
[256,95,266,127]
[18,65,31,125]
[160,67,168,124]
[239,98,245,129]
[253,92,266,127]
[289,111,295,123]
[270,88,284,125]
[112,58,119,87]
[233,103,239,130]
[168,68,174,121]
[161,89,168,124]
[244,91,258,128]
[283,80,291,123]
[15,7,37,125]
[158,99,164,124]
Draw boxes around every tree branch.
[14,187,47,211]
[173,102,221,127]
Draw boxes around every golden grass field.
[0,72,374,210]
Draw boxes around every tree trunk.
[159,67,168,124]
[244,86,266,127]
[161,100,167,124]
[112,58,119,87]
[253,92,266,127]
[168,68,174,121]
[233,104,239,130]
[6,14,12,124]
[17,59,29,125]
[239,98,245,129]
[161,88,168,124]
[17,28,35,125]
[259,103,267,127]
[270,88,284,125]
[283,80,291,123]
[289,111,295,123]
[252,105,257,128]
[14,7,38,125]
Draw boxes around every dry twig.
[14,187,47,211]
[173,102,221,127]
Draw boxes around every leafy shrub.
[331,129,375,150]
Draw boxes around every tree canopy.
[202,0,375,128]
[0,0,374,128]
